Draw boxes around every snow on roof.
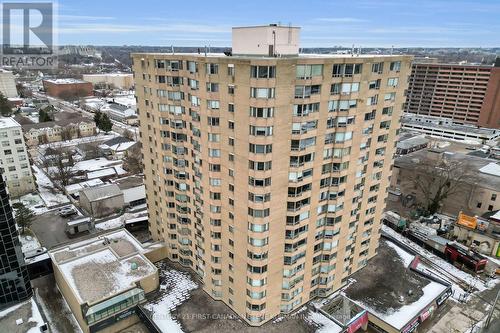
[345,239,448,330]
[479,162,500,177]
[0,117,21,129]
[65,179,104,195]
[57,249,155,304]
[122,185,146,204]
[49,229,157,304]
[86,167,117,180]
[44,78,88,84]
[107,141,136,152]
[74,157,121,172]
[490,210,500,221]
[81,183,121,201]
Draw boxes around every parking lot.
[31,208,86,249]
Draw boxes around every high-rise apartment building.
[132,25,411,325]
[0,172,32,310]
[405,60,500,128]
[0,117,36,198]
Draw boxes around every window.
[369,79,381,90]
[249,126,273,136]
[384,92,396,101]
[249,143,272,154]
[187,61,197,73]
[477,202,482,208]
[491,194,497,201]
[188,79,199,90]
[488,205,494,211]
[366,95,378,105]
[228,121,234,130]
[251,87,275,98]
[328,100,357,112]
[293,103,319,116]
[248,177,272,187]
[209,149,221,157]
[208,117,219,126]
[228,85,235,94]
[251,65,276,78]
[206,83,219,92]
[295,85,321,98]
[207,100,220,109]
[228,103,235,113]
[249,161,272,171]
[331,83,359,94]
[390,61,401,71]
[387,77,399,87]
[250,107,274,118]
[227,64,235,76]
[296,64,323,79]
[248,192,271,202]
[371,62,384,73]
[332,63,362,77]
[208,133,220,142]
[207,63,219,74]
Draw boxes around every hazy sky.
[49,0,500,47]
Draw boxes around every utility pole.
[484,287,499,330]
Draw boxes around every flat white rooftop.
[44,78,88,84]
[132,52,408,59]
[0,117,20,129]
[49,229,157,305]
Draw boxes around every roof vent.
[131,262,138,270]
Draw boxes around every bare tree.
[50,146,76,186]
[122,129,135,141]
[409,155,477,215]
[123,143,143,174]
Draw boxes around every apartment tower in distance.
[405,58,500,128]
[132,25,412,325]
[0,171,32,310]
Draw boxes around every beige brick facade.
[132,52,412,325]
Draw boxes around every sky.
[22,0,500,47]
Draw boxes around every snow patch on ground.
[144,266,198,333]
[12,193,47,215]
[0,301,24,318]
[32,165,70,207]
[26,298,44,333]
[20,234,41,252]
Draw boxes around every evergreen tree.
[99,113,113,134]
[15,204,35,234]
[0,92,12,117]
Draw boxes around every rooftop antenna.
[204,46,207,57]
[351,44,355,57]
[391,45,394,55]
[171,45,174,54]
[208,44,211,53]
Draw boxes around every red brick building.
[42,79,93,99]
[405,60,500,128]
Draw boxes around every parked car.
[58,206,77,217]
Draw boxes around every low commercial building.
[0,69,17,98]
[392,149,500,217]
[450,211,500,257]
[402,113,500,143]
[396,134,429,155]
[341,238,451,333]
[0,117,36,197]
[42,79,93,99]
[49,229,160,333]
[79,184,124,218]
[82,74,134,90]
